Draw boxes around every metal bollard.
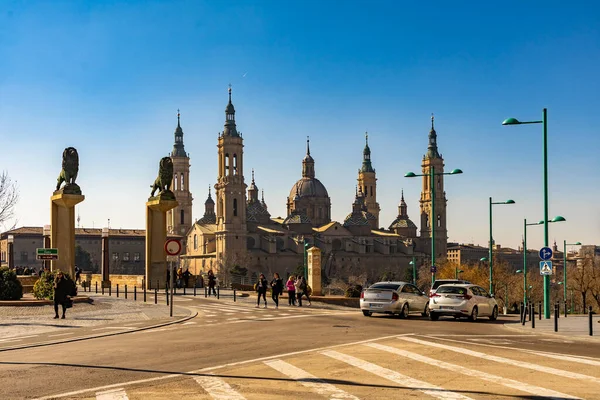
[154,288,157,304]
[134,286,137,301]
[166,288,169,306]
[556,302,559,319]
[102,284,105,295]
[531,303,535,329]
[554,303,559,332]
[234,289,236,302]
[589,306,594,336]
[194,286,196,296]
[125,285,128,299]
[96,282,98,294]
[539,303,542,320]
[116,284,119,298]
[144,285,147,302]
[528,303,532,321]
[565,301,568,318]
[109,285,112,296]
[217,286,220,299]
[205,286,207,298]
[519,302,524,325]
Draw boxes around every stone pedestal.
[51,192,85,277]
[146,196,178,289]
[307,246,322,296]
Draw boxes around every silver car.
[428,284,499,321]
[360,281,430,318]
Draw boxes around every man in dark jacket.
[54,271,75,319]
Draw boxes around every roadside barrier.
[538,303,542,320]
[531,303,535,329]
[554,303,559,332]
[589,306,594,336]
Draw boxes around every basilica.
[170,88,451,282]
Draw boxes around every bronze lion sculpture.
[150,157,174,197]
[56,147,80,192]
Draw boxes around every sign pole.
[170,259,174,317]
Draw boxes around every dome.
[389,216,417,230]
[289,177,329,200]
[343,212,370,227]
[283,212,312,225]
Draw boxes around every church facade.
[179,88,451,283]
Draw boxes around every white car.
[428,284,499,321]
[360,281,430,318]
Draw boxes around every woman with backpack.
[270,273,283,309]
[286,275,296,306]
[295,276,312,307]
[255,273,268,308]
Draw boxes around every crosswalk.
[78,334,599,400]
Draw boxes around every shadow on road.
[0,323,83,328]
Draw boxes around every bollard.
[102,285,105,295]
[528,302,532,321]
[217,286,220,299]
[109,285,112,296]
[157,280,159,291]
[144,285,147,302]
[194,286,196,297]
[166,288,169,306]
[134,286,137,301]
[539,303,542,320]
[589,306,594,336]
[184,286,186,295]
[125,285,128,299]
[154,288,157,304]
[531,303,535,329]
[564,301,568,318]
[96,282,98,294]
[556,302,559,319]
[519,302,524,325]
[554,303,559,332]
[116,284,119,298]
[234,289,237,302]
[205,286,207,298]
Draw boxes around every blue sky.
[1,0,599,251]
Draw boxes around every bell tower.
[167,110,193,238]
[214,86,247,270]
[419,114,448,258]
[357,132,380,229]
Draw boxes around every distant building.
[447,242,542,271]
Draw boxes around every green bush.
[345,284,363,298]
[33,270,72,300]
[0,267,23,300]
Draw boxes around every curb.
[503,322,599,343]
[0,306,198,353]
[0,296,93,307]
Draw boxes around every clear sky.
[1,0,599,251]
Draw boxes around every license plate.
[370,303,383,308]
[440,306,454,310]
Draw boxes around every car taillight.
[392,293,399,301]
[460,294,472,300]
[429,293,441,298]
[360,291,364,299]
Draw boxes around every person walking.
[270,273,283,309]
[286,275,296,306]
[53,271,75,319]
[256,273,268,308]
[166,268,171,289]
[176,266,183,288]
[183,268,191,288]
[207,270,217,296]
[294,275,304,307]
[74,266,82,285]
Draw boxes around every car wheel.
[421,303,430,317]
[489,306,498,321]
[362,310,372,317]
[399,303,409,319]
[429,312,439,321]
[469,306,478,322]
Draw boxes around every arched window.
[225,153,230,176]
[180,209,184,225]
[174,173,178,191]
[425,214,430,228]
[181,173,184,190]
[233,198,238,216]
[233,154,238,175]
[193,234,198,250]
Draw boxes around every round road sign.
[165,239,182,256]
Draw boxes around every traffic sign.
[36,248,58,260]
[164,239,182,256]
[540,261,553,275]
[539,247,553,261]
[430,265,437,273]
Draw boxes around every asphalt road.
[1,295,599,399]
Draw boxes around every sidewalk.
[505,313,600,341]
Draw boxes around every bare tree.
[572,256,595,311]
[0,171,19,230]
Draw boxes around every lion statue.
[56,147,80,192]
[150,157,174,197]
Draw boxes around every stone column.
[146,197,178,289]
[51,193,85,277]
[307,246,322,296]
[43,225,51,271]
[101,228,110,288]
[7,235,14,270]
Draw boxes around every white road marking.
[194,375,246,399]
[48,333,75,338]
[322,350,473,399]
[524,350,600,367]
[0,334,37,342]
[34,333,414,400]
[264,359,359,399]
[426,334,535,338]
[96,388,129,400]
[182,321,197,325]
[400,337,600,384]
[366,343,581,399]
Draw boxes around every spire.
[172,109,187,157]
[261,190,267,209]
[223,85,239,137]
[399,189,408,216]
[248,168,259,202]
[205,185,215,205]
[302,136,315,178]
[361,131,374,173]
[425,113,440,159]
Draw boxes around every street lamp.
[562,240,581,308]
[488,198,515,294]
[101,227,110,287]
[455,268,464,279]
[503,109,557,318]
[409,257,416,284]
[7,234,14,270]
[405,168,463,286]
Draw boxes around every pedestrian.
[53,271,76,319]
[270,273,283,309]
[183,268,191,288]
[286,275,296,306]
[207,270,217,296]
[295,275,303,307]
[75,266,82,285]
[176,266,183,288]
[299,276,312,306]
[255,273,268,308]
[166,268,171,289]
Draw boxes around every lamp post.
[503,109,556,318]
[455,268,463,280]
[409,257,416,284]
[7,234,14,270]
[43,225,51,271]
[101,227,110,287]
[303,238,309,280]
[563,240,581,307]
[488,198,515,294]
[405,168,463,286]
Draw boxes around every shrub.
[345,284,363,298]
[0,267,23,300]
[33,270,73,300]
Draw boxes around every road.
[1,295,599,399]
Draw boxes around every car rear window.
[436,286,468,295]
[369,284,401,291]
[432,280,466,290]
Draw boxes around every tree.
[0,171,19,229]
[75,245,92,271]
[572,255,595,311]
